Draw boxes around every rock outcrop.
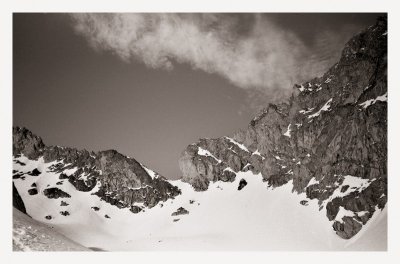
[238,179,247,190]
[13,182,27,214]
[171,207,189,216]
[60,211,70,216]
[28,188,38,195]
[43,188,71,199]
[179,137,252,191]
[13,127,45,160]
[178,17,387,239]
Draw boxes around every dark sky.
[13,13,383,179]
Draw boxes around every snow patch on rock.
[329,175,373,201]
[307,177,320,187]
[224,137,249,152]
[359,92,387,109]
[140,163,159,179]
[335,206,356,223]
[308,98,333,119]
[197,147,222,163]
[283,124,292,138]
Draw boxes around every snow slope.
[13,155,387,251]
[13,208,90,251]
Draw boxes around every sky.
[13,13,383,179]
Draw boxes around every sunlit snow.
[224,137,249,152]
[335,206,356,223]
[359,92,387,109]
[308,98,333,119]
[307,177,320,187]
[197,147,222,163]
[299,107,315,114]
[329,175,373,201]
[140,163,159,179]
[253,149,261,156]
[283,124,292,138]
[13,156,387,251]
[223,167,235,173]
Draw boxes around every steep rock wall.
[178,17,387,239]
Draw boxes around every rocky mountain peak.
[13,126,45,160]
[13,127,181,211]
[178,17,387,239]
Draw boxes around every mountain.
[12,124,387,251]
[12,142,387,250]
[12,126,183,250]
[13,126,181,213]
[179,17,387,239]
[12,17,387,251]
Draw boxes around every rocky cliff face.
[13,182,27,214]
[13,127,181,212]
[179,17,387,239]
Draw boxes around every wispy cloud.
[70,13,354,102]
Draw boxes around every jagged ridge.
[178,17,387,239]
[13,127,181,212]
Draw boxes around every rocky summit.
[13,127,181,212]
[179,17,387,239]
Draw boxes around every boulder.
[171,207,189,216]
[60,211,70,216]
[237,179,247,190]
[28,168,41,176]
[43,188,71,199]
[130,206,142,214]
[28,188,38,195]
[300,200,309,206]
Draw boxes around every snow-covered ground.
[13,208,90,251]
[13,155,387,251]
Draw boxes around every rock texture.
[28,188,38,195]
[43,188,71,199]
[13,127,181,212]
[238,179,247,190]
[179,137,251,191]
[171,207,189,216]
[178,17,387,239]
[13,183,27,214]
[60,211,70,216]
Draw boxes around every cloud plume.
[70,13,353,101]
